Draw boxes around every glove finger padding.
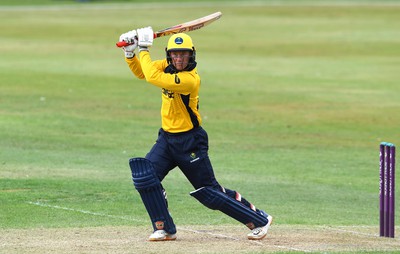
[119,30,138,44]
[137,26,154,47]
[119,30,138,58]
[123,44,137,52]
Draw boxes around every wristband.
[125,51,135,59]
[138,46,149,52]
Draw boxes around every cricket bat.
[116,11,222,47]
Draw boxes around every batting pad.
[129,157,176,234]
[190,186,268,229]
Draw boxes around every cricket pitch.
[1,224,399,253]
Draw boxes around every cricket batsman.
[118,26,273,241]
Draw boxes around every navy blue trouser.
[145,127,262,215]
[145,127,220,189]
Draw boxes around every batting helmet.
[165,33,196,69]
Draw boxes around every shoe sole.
[149,236,177,241]
[248,216,273,240]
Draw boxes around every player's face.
[170,51,191,71]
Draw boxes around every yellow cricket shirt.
[125,51,202,133]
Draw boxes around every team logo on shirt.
[175,75,180,84]
[162,88,174,98]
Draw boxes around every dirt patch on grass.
[1,225,399,253]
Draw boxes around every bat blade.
[116,11,222,48]
[154,11,222,38]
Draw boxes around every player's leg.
[221,187,273,240]
[222,187,265,215]
[129,157,177,241]
[172,127,272,239]
[145,129,177,210]
[190,186,272,240]
[145,129,176,182]
[171,127,220,189]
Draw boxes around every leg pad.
[129,157,176,234]
[190,186,268,229]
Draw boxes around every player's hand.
[119,30,138,58]
[137,26,153,52]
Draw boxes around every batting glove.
[119,30,138,58]
[137,26,153,52]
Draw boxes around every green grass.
[0,0,264,6]
[1,0,400,252]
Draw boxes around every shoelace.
[251,227,262,235]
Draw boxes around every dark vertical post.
[389,145,395,238]
[379,143,385,237]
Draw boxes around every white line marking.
[27,201,142,222]
[27,201,313,251]
[181,227,315,251]
[178,227,243,242]
[25,201,320,252]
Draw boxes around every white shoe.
[247,215,273,240]
[149,230,177,241]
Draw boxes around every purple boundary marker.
[380,142,396,238]
[385,145,390,237]
[379,143,385,237]
[389,146,395,238]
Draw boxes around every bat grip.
[115,33,157,48]
[116,41,129,47]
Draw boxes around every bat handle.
[115,33,157,48]
[116,41,129,47]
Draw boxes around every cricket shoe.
[247,214,273,240]
[148,230,177,241]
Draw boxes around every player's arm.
[139,51,196,93]
[125,57,145,79]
